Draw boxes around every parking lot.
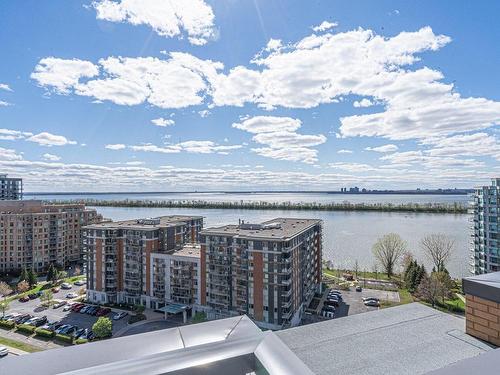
[7,284,128,335]
[335,288,400,317]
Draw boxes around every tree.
[27,269,37,287]
[92,317,112,339]
[40,290,54,307]
[0,282,12,318]
[73,266,82,276]
[403,260,426,293]
[56,270,67,283]
[417,272,452,308]
[46,264,55,284]
[354,260,359,280]
[17,280,30,294]
[372,233,407,278]
[133,304,145,315]
[420,234,454,272]
[19,267,28,284]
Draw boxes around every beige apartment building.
[0,200,101,273]
[84,216,203,307]
[198,218,323,330]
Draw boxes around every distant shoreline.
[48,199,469,214]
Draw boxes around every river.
[25,192,471,278]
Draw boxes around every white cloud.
[27,132,77,147]
[265,38,282,51]
[105,143,126,150]
[128,140,242,155]
[353,98,374,108]
[233,116,326,163]
[0,128,33,141]
[198,109,210,118]
[42,153,61,161]
[31,57,99,94]
[92,0,216,45]
[0,147,23,161]
[423,132,500,161]
[0,83,13,92]
[337,149,353,154]
[0,101,12,107]
[312,21,338,32]
[151,117,175,127]
[365,144,399,153]
[328,162,376,172]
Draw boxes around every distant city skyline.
[0,1,499,191]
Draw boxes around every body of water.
[90,206,471,279]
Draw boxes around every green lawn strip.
[0,336,43,353]
[6,275,85,302]
[379,289,414,309]
[323,268,397,282]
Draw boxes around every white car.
[364,299,380,307]
[0,346,8,357]
[74,280,86,286]
[66,292,78,299]
[61,283,72,289]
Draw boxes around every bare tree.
[17,280,30,294]
[420,234,454,272]
[372,233,407,278]
[0,282,12,318]
[417,272,452,308]
[354,260,359,280]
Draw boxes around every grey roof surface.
[85,215,203,230]
[426,347,500,375]
[200,217,321,240]
[277,303,492,375]
[463,272,500,304]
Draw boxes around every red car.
[96,307,111,316]
[71,303,84,312]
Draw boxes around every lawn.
[5,275,85,302]
[379,288,414,309]
[323,268,397,282]
[0,336,42,353]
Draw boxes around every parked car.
[53,300,67,309]
[329,290,342,295]
[55,324,71,334]
[0,346,8,357]
[322,310,335,318]
[322,305,336,313]
[96,307,110,316]
[74,328,86,338]
[18,295,30,302]
[46,322,64,332]
[113,311,128,320]
[74,280,86,286]
[78,329,94,341]
[63,303,74,311]
[362,297,380,302]
[51,287,60,293]
[71,303,84,312]
[15,314,32,324]
[64,326,78,336]
[364,299,379,307]
[356,286,363,292]
[66,292,78,299]
[79,305,90,314]
[61,283,72,290]
[325,299,339,307]
[328,291,342,299]
[25,316,47,326]
[28,292,41,300]
[88,306,99,315]
[2,313,20,321]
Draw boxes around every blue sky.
[0,0,499,191]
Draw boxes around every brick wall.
[465,294,500,346]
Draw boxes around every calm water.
[25,192,469,205]
[90,206,470,278]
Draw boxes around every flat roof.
[85,215,203,230]
[173,243,201,258]
[427,347,500,375]
[200,217,321,240]
[463,272,500,304]
[277,303,492,375]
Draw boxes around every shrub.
[0,320,15,330]
[92,317,113,338]
[35,328,55,338]
[17,324,36,334]
[75,338,88,345]
[55,333,73,344]
[128,313,146,325]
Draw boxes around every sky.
[0,0,499,192]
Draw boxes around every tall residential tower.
[471,178,500,274]
[0,174,22,200]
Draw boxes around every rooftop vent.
[136,217,161,225]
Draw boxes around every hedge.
[16,324,36,334]
[55,333,73,344]
[75,338,88,345]
[35,328,55,338]
[128,313,146,325]
[0,320,15,330]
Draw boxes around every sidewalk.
[3,344,28,356]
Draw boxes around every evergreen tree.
[19,267,28,283]
[46,264,54,284]
[27,269,37,287]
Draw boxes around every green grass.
[5,275,85,303]
[323,268,396,281]
[191,312,206,324]
[379,288,414,309]
[0,336,42,353]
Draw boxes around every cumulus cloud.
[328,162,376,172]
[128,140,242,155]
[365,144,399,153]
[0,83,13,92]
[42,153,61,161]
[105,143,126,150]
[27,132,77,147]
[233,116,326,163]
[151,117,175,127]
[0,147,23,161]
[0,129,33,141]
[0,101,12,107]
[353,98,374,108]
[312,21,338,32]
[423,132,500,161]
[92,0,216,45]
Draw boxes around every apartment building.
[0,174,23,200]
[0,200,101,273]
[471,178,500,274]
[84,216,203,307]
[199,218,322,330]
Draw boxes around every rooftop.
[172,243,201,258]
[276,303,493,375]
[85,215,203,230]
[200,217,321,240]
[463,272,500,304]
